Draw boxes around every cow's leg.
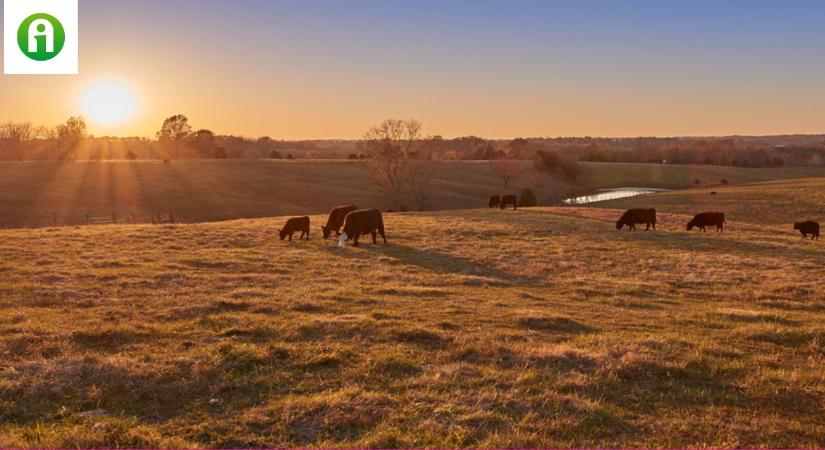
[645,222,651,231]
[352,233,360,247]
[372,231,378,244]
[289,233,293,241]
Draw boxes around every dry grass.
[599,177,825,225]
[3,160,825,227]
[1,206,824,447]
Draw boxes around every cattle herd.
[279,205,388,247]
[615,207,820,240]
[278,199,821,247]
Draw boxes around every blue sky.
[3,0,825,137]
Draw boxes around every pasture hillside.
[1,208,824,447]
[598,178,825,226]
[2,160,825,228]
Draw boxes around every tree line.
[3,115,825,167]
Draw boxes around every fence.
[0,212,176,229]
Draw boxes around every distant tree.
[493,156,522,188]
[508,138,530,159]
[286,153,294,159]
[518,189,538,207]
[54,116,87,160]
[157,114,192,159]
[477,143,505,160]
[0,121,35,160]
[189,129,219,159]
[720,178,729,185]
[694,179,701,185]
[408,161,438,211]
[533,150,581,182]
[125,149,137,160]
[270,150,282,159]
[348,153,359,160]
[363,118,423,210]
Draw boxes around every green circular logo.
[17,13,66,61]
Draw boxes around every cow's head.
[615,220,624,230]
[337,233,349,248]
[278,228,288,240]
[686,221,695,231]
[793,222,802,230]
[321,225,332,239]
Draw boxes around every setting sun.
[78,78,138,127]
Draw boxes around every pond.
[564,187,669,205]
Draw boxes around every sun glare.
[79,79,138,127]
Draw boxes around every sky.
[2,0,825,139]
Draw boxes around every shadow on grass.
[320,243,540,287]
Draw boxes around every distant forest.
[3,115,825,167]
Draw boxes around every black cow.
[488,195,501,209]
[500,195,518,210]
[687,212,726,232]
[616,209,657,231]
[321,205,358,239]
[794,221,820,240]
[280,216,310,241]
[338,209,387,247]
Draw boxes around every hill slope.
[1,208,824,447]
[597,178,825,225]
[2,160,825,228]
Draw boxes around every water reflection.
[564,187,668,205]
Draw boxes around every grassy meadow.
[1,205,824,447]
[3,160,825,228]
[599,177,825,225]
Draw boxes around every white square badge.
[4,0,79,75]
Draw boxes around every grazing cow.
[280,216,310,241]
[794,221,820,240]
[338,209,387,247]
[616,208,657,231]
[321,205,358,239]
[500,195,518,210]
[488,195,501,209]
[687,212,726,232]
[710,191,717,195]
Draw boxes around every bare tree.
[0,121,35,160]
[408,160,438,211]
[492,156,522,189]
[363,119,422,210]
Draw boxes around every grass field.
[598,178,825,225]
[1,207,824,447]
[3,160,825,228]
